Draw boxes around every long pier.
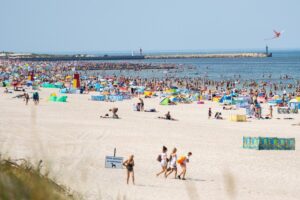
[145,53,271,59]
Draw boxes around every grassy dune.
[0,157,76,200]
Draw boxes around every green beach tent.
[160,97,170,105]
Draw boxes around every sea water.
[88,50,300,84]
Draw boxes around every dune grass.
[0,157,76,200]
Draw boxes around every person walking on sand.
[33,91,39,105]
[24,92,30,105]
[156,146,168,177]
[208,108,212,119]
[177,152,192,180]
[123,155,135,185]
[165,148,178,179]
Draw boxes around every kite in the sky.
[265,30,284,40]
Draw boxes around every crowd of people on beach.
[1,59,300,186]
[1,59,300,96]
[2,58,300,123]
[2,59,300,121]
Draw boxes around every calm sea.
[89,50,300,84]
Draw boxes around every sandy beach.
[0,87,299,200]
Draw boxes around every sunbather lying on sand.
[262,116,271,119]
[158,111,177,121]
[284,117,294,120]
[144,108,157,112]
[12,93,25,99]
[223,106,236,110]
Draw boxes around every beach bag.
[177,156,186,164]
[157,154,162,162]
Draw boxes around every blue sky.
[1,0,299,53]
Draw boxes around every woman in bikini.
[123,155,135,185]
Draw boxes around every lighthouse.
[139,48,143,56]
[265,45,272,57]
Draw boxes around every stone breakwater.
[145,53,270,59]
[1,52,271,61]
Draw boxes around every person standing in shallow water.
[123,155,135,185]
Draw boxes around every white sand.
[0,88,300,200]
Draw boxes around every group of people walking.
[156,146,192,180]
[122,146,192,185]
